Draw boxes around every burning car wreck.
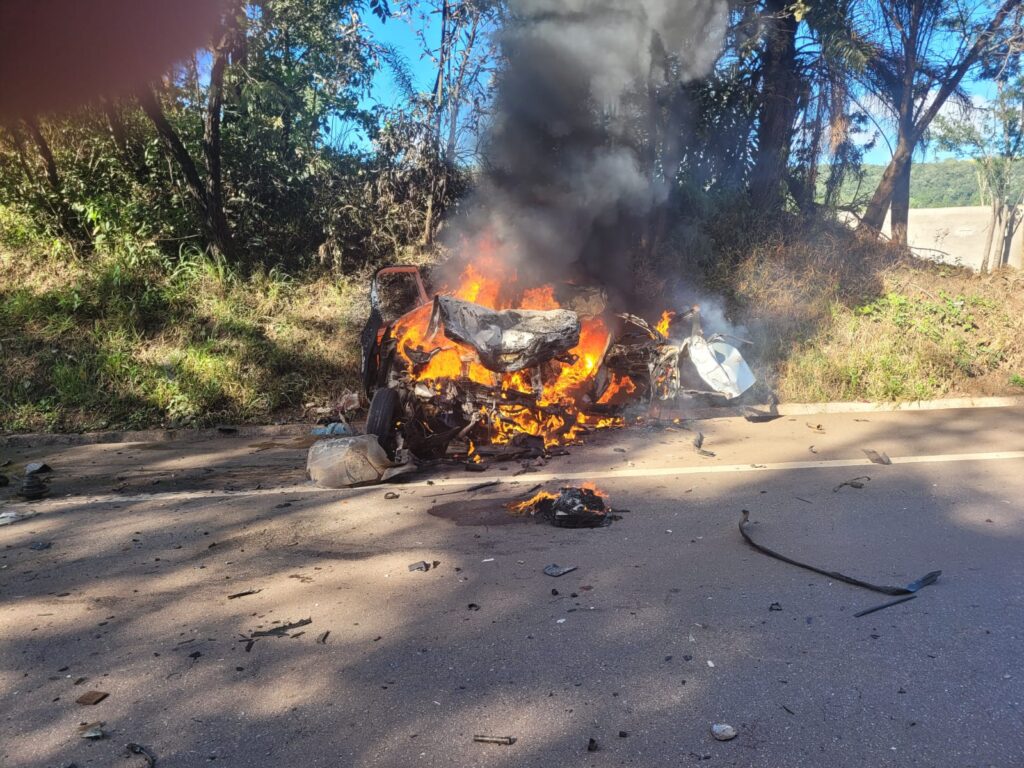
[358,262,757,464]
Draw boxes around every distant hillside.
[820,159,1024,209]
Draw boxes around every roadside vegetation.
[4,208,1024,433]
[3,0,1024,432]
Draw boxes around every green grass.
[0,239,370,432]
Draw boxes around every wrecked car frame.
[359,264,755,460]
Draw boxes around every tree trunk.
[749,0,800,214]
[138,87,210,219]
[980,201,999,275]
[858,138,913,235]
[137,6,237,261]
[24,118,91,248]
[422,0,450,246]
[202,18,236,261]
[889,147,912,245]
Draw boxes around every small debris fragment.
[126,742,157,767]
[19,473,47,500]
[25,462,52,475]
[217,426,238,435]
[706,660,715,668]
[862,449,892,465]
[249,617,312,638]
[853,594,917,618]
[805,422,825,433]
[618,731,629,738]
[833,476,870,492]
[316,631,330,644]
[76,690,109,706]
[29,541,52,551]
[78,722,105,739]
[227,588,261,600]
[543,564,577,577]
[0,474,7,487]
[693,432,715,458]
[587,737,599,752]
[769,602,782,612]
[408,561,431,572]
[0,511,37,526]
[467,603,481,611]
[710,724,737,741]
[384,492,400,500]
[473,735,516,745]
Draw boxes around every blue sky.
[362,8,994,167]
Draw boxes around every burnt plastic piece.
[739,510,941,596]
[526,487,613,528]
[430,295,580,373]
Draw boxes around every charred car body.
[359,265,755,459]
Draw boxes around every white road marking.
[6,450,1024,511]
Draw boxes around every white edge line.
[5,451,1024,511]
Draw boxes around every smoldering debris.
[508,486,622,528]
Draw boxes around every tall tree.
[856,0,1022,244]
[749,0,802,213]
[935,76,1024,272]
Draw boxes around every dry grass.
[727,221,1024,402]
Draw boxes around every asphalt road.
[1,406,1023,767]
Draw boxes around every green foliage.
[818,159,1024,209]
[0,246,367,432]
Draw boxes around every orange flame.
[656,310,675,337]
[388,253,668,449]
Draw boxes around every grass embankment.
[2,219,1024,433]
[0,245,371,432]
[728,223,1024,402]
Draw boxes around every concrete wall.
[878,206,1023,272]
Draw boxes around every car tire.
[366,387,400,453]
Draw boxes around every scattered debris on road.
[543,564,577,577]
[126,742,157,767]
[769,602,782,611]
[854,594,918,618]
[693,432,715,458]
[806,422,825,433]
[508,485,620,527]
[0,511,37,526]
[587,737,599,752]
[743,396,780,423]
[473,735,516,745]
[227,588,262,600]
[306,434,414,488]
[19,472,47,500]
[76,690,109,705]
[408,560,431,572]
[710,724,737,741]
[246,618,313,641]
[739,510,941,595]
[25,462,52,475]
[317,631,330,644]
[28,540,51,550]
[862,449,892,465]
[833,476,870,492]
[311,421,354,437]
[78,722,106,739]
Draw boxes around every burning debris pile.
[507,485,621,528]
[359,257,756,465]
